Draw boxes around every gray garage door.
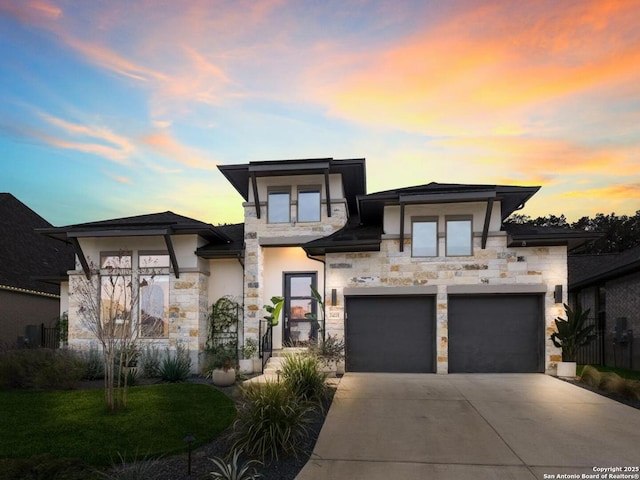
[345,296,435,373]
[448,294,544,373]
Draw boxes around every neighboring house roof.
[218,158,367,217]
[569,245,640,290]
[0,193,74,296]
[38,211,234,279]
[503,224,602,251]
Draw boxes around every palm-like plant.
[550,304,596,362]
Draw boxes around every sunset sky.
[1,0,639,226]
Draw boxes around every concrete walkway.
[296,373,640,480]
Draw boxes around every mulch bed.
[93,376,336,480]
[559,377,640,410]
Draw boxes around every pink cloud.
[139,129,218,170]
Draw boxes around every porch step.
[271,347,308,357]
[244,349,308,383]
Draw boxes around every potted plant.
[550,303,595,377]
[206,345,237,387]
[309,333,345,377]
[239,338,258,374]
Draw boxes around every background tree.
[506,210,640,254]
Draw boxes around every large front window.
[446,218,472,256]
[100,253,132,336]
[268,189,290,223]
[139,254,170,338]
[99,252,169,339]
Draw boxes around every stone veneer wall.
[323,234,567,374]
[242,200,348,345]
[66,270,208,373]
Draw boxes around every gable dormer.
[219,158,366,243]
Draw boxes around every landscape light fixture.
[184,434,195,476]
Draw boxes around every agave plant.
[550,304,595,362]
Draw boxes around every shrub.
[32,349,87,390]
[308,334,345,367]
[0,349,86,390]
[139,344,162,378]
[0,454,98,480]
[95,452,161,480]
[579,365,602,388]
[281,353,329,406]
[82,345,105,380]
[159,343,191,383]
[600,372,640,401]
[207,449,262,479]
[232,381,313,462]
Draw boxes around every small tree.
[72,253,148,410]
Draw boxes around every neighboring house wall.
[324,234,567,374]
[0,289,60,346]
[571,274,639,370]
[604,272,640,370]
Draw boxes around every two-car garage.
[344,291,544,374]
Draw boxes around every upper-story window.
[267,188,291,223]
[411,217,438,257]
[297,186,321,222]
[446,217,473,256]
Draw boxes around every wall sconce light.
[331,288,337,306]
[554,285,563,304]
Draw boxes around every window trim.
[267,187,291,224]
[411,216,439,257]
[445,216,473,257]
[297,185,322,223]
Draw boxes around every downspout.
[306,252,327,345]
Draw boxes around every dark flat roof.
[218,158,366,216]
[38,211,231,243]
[359,183,540,224]
[504,224,603,251]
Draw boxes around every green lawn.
[578,364,640,381]
[0,383,236,465]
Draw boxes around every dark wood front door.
[284,272,317,346]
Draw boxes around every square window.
[412,219,437,257]
[446,219,472,256]
[268,190,290,223]
[298,189,321,222]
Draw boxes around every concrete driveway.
[296,373,640,480]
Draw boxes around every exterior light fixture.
[554,285,563,304]
[184,434,195,476]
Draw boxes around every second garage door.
[345,296,435,373]
[448,294,544,373]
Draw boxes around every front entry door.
[284,272,317,346]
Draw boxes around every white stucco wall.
[263,247,325,349]
[383,201,503,235]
